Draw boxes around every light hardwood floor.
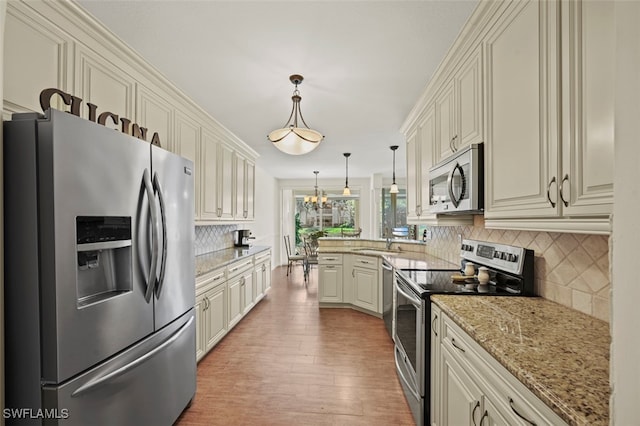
[175,264,415,425]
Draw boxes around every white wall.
[1,0,6,417]
[611,2,640,423]
[251,162,278,266]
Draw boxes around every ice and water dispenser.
[76,216,133,307]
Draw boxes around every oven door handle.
[381,262,393,272]
[395,279,422,306]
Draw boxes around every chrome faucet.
[386,236,393,250]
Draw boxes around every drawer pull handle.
[480,410,488,426]
[472,401,480,426]
[451,338,465,353]
[509,398,537,425]
[431,315,438,337]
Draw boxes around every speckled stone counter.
[195,246,270,277]
[432,295,610,426]
[317,247,459,270]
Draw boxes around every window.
[295,190,360,245]
[380,188,407,238]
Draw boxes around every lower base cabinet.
[431,304,567,426]
[196,250,271,362]
[319,264,343,303]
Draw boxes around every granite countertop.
[195,246,270,277]
[317,247,459,270]
[432,295,610,426]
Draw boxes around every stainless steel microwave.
[428,143,484,214]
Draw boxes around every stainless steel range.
[392,239,534,426]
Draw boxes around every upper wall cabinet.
[174,110,201,220]
[3,3,70,117]
[434,46,484,164]
[3,1,259,225]
[136,84,174,150]
[484,0,613,234]
[75,46,135,130]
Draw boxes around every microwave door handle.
[153,172,168,298]
[447,162,460,208]
[143,169,159,303]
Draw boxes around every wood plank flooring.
[175,265,415,425]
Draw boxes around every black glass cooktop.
[398,269,523,299]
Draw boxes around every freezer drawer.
[41,310,196,426]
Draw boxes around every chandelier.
[304,171,327,211]
[267,74,324,155]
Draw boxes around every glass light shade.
[390,183,399,194]
[343,186,351,196]
[268,127,322,155]
[311,195,318,203]
[304,196,310,202]
[322,195,328,203]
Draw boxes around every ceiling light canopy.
[390,145,399,194]
[267,74,324,155]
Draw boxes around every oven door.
[393,272,425,395]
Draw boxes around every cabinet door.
[174,111,201,219]
[484,0,560,218]
[200,129,220,220]
[435,80,456,163]
[205,284,227,351]
[419,106,436,215]
[234,153,246,220]
[263,260,271,292]
[195,293,207,362]
[245,160,255,221]
[254,264,264,302]
[227,277,243,328]
[352,267,378,313]
[457,47,483,150]
[405,131,421,221]
[440,347,483,426]
[319,265,343,303]
[242,271,254,314]
[217,142,235,220]
[561,0,614,216]
[136,84,173,150]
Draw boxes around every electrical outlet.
[457,233,462,244]
[425,230,432,240]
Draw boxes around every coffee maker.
[233,229,254,247]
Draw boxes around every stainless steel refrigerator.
[4,108,196,425]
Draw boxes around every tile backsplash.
[194,224,238,256]
[425,216,610,322]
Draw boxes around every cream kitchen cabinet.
[433,306,567,426]
[318,254,344,303]
[227,258,254,328]
[430,304,442,425]
[136,83,174,150]
[234,152,255,221]
[200,131,235,221]
[434,46,483,164]
[253,251,271,303]
[195,268,227,362]
[352,255,380,313]
[484,0,613,234]
[405,105,473,226]
[173,109,201,219]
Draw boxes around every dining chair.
[303,238,319,284]
[284,235,305,276]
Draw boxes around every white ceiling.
[77,0,478,180]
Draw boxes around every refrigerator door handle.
[70,315,194,397]
[153,172,168,298]
[143,169,159,302]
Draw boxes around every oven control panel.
[460,239,526,276]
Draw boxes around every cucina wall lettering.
[39,88,162,147]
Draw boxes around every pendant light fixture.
[390,145,399,194]
[343,153,351,196]
[267,74,324,155]
[304,170,326,211]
